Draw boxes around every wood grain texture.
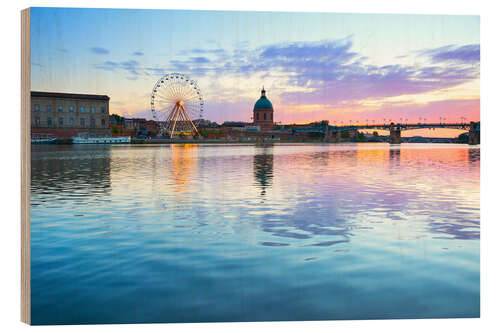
[21,7,31,325]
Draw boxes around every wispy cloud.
[93,37,480,123]
[188,48,225,55]
[132,51,144,56]
[420,44,480,64]
[90,47,110,55]
[95,60,140,77]
[163,38,479,106]
[191,56,210,64]
[120,60,140,76]
[95,61,119,71]
[254,39,479,104]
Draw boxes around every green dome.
[253,88,273,110]
[254,97,273,110]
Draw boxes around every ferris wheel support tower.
[164,100,200,138]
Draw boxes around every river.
[30,143,480,324]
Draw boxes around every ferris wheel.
[151,73,204,137]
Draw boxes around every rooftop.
[31,91,110,101]
[253,87,273,110]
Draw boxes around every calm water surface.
[30,143,480,324]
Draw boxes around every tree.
[341,131,350,139]
[110,114,124,124]
[373,131,379,137]
[198,128,209,138]
[356,132,366,142]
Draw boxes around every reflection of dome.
[254,88,273,110]
[254,149,274,196]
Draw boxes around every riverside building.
[31,91,111,138]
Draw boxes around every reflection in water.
[469,148,480,163]
[170,144,199,193]
[253,146,274,196]
[31,145,111,203]
[258,198,350,247]
[389,148,401,167]
[30,144,480,324]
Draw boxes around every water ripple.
[30,143,480,324]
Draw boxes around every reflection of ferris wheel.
[151,73,204,137]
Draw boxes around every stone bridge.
[292,121,480,144]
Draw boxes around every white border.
[1,1,499,332]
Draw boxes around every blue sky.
[31,7,480,124]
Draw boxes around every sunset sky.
[31,7,479,128]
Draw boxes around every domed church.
[253,87,274,131]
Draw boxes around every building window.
[58,104,63,112]
[256,113,259,120]
[90,118,95,128]
[35,117,40,126]
[47,105,52,112]
[34,104,40,112]
[58,117,63,126]
[69,105,74,112]
[263,113,267,120]
[69,118,74,126]
[91,106,95,113]
[80,118,85,127]
[101,106,106,113]
[101,118,106,126]
[47,117,52,127]
[80,106,85,113]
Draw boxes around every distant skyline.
[31,7,479,127]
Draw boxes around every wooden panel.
[21,7,31,325]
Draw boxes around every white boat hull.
[72,136,131,144]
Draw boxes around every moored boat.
[31,133,58,144]
[72,133,131,144]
